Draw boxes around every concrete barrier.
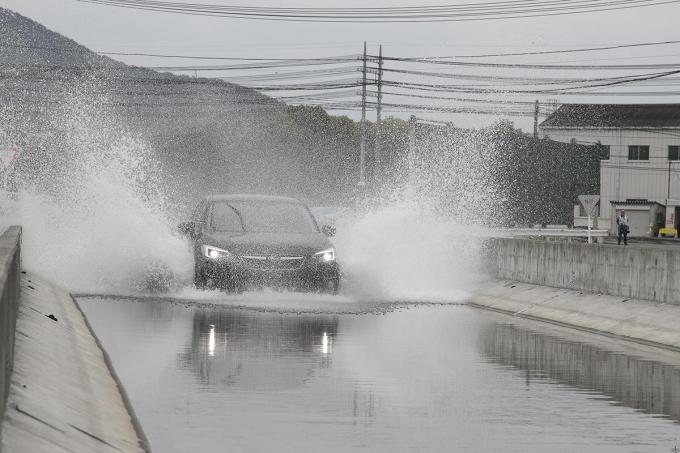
[1,271,150,452]
[488,238,680,304]
[0,226,21,437]
[0,225,149,452]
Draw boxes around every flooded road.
[78,296,680,453]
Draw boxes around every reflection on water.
[79,297,680,453]
[482,322,680,422]
[179,310,339,389]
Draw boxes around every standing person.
[616,210,629,245]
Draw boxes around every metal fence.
[497,228,609,238]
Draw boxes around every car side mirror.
[321,225,336,237]
[178,221,197,239]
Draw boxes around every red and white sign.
[0,146,21,172]
[666,210,675,229]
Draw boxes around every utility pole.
[358,41,367,189]
[408,115,417,184]
[533,100,539,138]
[668,160,672,200]
[374,44,384,185]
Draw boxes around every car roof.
[204,194,304,204]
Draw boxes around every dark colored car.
[179,194,340,293]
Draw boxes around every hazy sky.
[2,0,680,129]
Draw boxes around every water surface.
[79,296,680,453]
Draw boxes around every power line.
[220,67,360,82]
[8,41,680,73]
[4,64,679,96]
[100,51,356,61]
[8,40,680,61]
[370,90,540,105]
[277,89,358,101]
[380,82,680,96]
[251,81,370,91]
[10,39,680,60]
[286,101,535,116]
[376,102,534,116]
[6,68,680,100]
[381,74,680,94]
[375,66,680,86]
[148,57,358,71]
[409,39,680,59]
[378,55,680,70]
[0,43,358,61]
[4,39,680,122]
[12,60,680,86]
[75,0,680,22]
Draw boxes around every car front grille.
[239,255,305,271]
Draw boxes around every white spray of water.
[333,126,499,304]
[1,87,497,303]
[1,93,193,294]
[335,203,484,303]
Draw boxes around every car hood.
[202,231,333,257]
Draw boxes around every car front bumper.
[198,255,340,292]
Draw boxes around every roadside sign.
[578,195,600,216]
[0,146,20,172]
[578,195,600,244]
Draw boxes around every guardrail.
[497,228,609,238]
[0,226,21,438]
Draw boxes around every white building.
[540,104,680,237]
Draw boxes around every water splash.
[334,204,483,303]
[1,90,193,294]
[1,83,499,302]
[332,123,502,303]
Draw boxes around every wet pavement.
[78,295,680,453]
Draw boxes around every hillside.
[0,8,363,208]
[0,6,281,138]
[0,7,117,68]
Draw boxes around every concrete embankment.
[471,279,680,350]
[0,227,149,453]
[471,238,680,350]
[0,227,20,434]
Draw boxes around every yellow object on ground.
[659,227,678,238]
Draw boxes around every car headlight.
[201,244,231,260]
[314,248,336,263]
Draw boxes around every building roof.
[610,199,665,206]
[540,104,680,129]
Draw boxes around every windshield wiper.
[224,202,246,231]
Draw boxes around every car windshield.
[210,200,318,233]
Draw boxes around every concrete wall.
[0,225,149,452]
[1,270,150,453]
[489,238,680,304]
[0,226,20,434]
